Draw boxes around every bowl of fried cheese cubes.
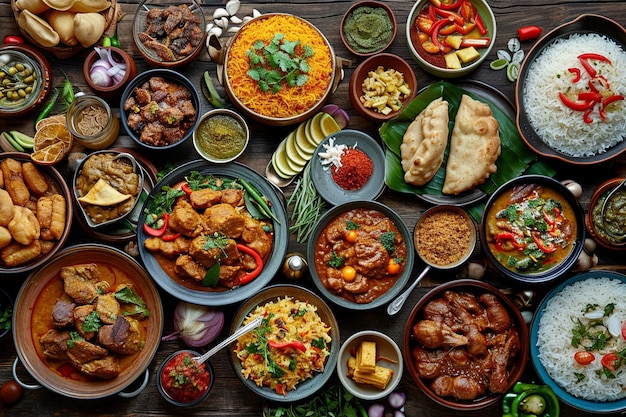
[337,330,403,401]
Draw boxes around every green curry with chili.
[484,184,576,274]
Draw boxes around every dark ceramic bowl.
[404,279,529,410]
[229,284,340,402]
[119,69,200,151]
[132,0,206,68]
[157,350,214,407]
[307,200,414,310]
[340,1,397,57]
[480,175,585,284]
[349,53,418,122]
[586,177,626,251]
[0,288,13,341]
[515,14,626,165]
[0,44,52,118]
[83,46,137,98]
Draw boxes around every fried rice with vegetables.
[233,296,332,395]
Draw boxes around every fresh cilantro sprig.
[0,303,12,331]
[247,33,314,93]
[246,314,285,379]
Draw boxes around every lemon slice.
[285,132,308,168]
[319,113,341,137]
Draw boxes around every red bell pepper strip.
[143,213,169,237]
[603,94,624,108]
[475,13,487,35]
[430,18,454,51]
[495,232,525,251]
[577,53,610,79]
[181,183,193,195]
[459,0,474,21]
[161,231,181,241]
[237,244,263,284]
[583,108,594,124]
[558,92,595,111]
[433,8,465,26]
[568,67,581,83]
[430,0,463,10]
[577,92,602,102]
[579,53,612,64]
[428,5,437,24]
[532,233,557,253]
[268,339,307,352]
[455,21,477,35]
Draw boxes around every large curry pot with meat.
[208,13,344,126]
[12,244,163,399]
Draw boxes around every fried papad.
[442,94,501,195]
[400,97,449,186]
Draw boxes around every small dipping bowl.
[83,46,137,99]
[157,350,214,407]
[0,44,52,118]
[66,94,120,150]
[193,109,250,163]
[340,0,397,57]
[586,177,626,251]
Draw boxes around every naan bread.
[443,94,501,195]
[78,178,132,206]
[400,97,449,186]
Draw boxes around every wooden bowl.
[0,152,73,275]
[404,279,529,410]
[13,244,163,399]
[340,0,396,57]
[349,53,417,122]
[83,47,137,99]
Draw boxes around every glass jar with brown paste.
[67,94,120,149]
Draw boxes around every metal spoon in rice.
[193,316,263,365]
[600,177,626,242]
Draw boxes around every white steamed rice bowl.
[523,33,626,157]
[537,277,626,402]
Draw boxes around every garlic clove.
[215,16,229,29]
[242,15,254,23]
[252,8,262,18]
[227,26,240,33]
[230,15,242,24]
[205,22,214,33]
[606,314,622,338]
[225,0,241,16]
[213,8,229,20]
[208,26,223,38]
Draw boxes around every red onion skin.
[387,391,406,409]
[321,104,350,129]
[163,302,225,347]
[367,403,385,417]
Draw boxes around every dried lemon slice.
[31,141,66,165]
[34,123,73,152]
[35,114,67,131]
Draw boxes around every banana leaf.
[379,81,556,220]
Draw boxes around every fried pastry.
[1,158,30,206]
[0,226,11,249]
[1,240,42,267]
[443,95,500,195]
[78,178,132,206]
[37,194,66,240]
[22,161,49,195]
[0,189,14,227]
[8,205,40,245]
[400,98,449,186]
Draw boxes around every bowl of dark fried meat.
[13,244,163,399]
[119,69,200,151]
[132,0,206,68]
[403,279,528,410]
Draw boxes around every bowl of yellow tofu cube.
[405,0,496,78]
[337,330,403,401]
[348,53,417,122]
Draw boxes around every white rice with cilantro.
[523,33,626,157]
[536,277,626,401]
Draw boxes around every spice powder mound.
[414,209,472,266]
[331,148,373,190]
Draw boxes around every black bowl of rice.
[531,271,626,413]
[515,14,626,165]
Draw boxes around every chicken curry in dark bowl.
[137,160,288,306]
[480,175,585,284]
[13,244,163,399]
[307,200,414,310]
[403,279,529,410]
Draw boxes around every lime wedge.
[490,58,508,70]
[507,62,520,82]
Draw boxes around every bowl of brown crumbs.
[413,205,476,270]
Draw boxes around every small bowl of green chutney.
[193,109,250,163]
[340,1,397,57]
[586,177,626,251]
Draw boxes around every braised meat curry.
[313,208,407,304]
[33,263,150,381]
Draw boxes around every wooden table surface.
[1,0,625,415]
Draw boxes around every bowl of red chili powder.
[311,129,386,205]
[157,349,214,407]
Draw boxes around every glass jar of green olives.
[0,45,51,118]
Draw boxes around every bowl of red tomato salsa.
[406,0,496,77]
[157,350,214,407]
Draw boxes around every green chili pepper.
[202,71,226,108]
[34,87,59,127]
[238,178,280,224]
[503,382,560,417]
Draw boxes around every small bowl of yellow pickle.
[193,109,249,163]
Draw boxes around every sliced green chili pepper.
[34,87,59,127]
[503,382,560,417]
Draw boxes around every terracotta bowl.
[12,244,163,399]
[0,152,73,275]
[586,177,626,251]
[0,44,52,118]
[403,279,529,410]
[340,0,397,57]
[349,53,418,122]
[132,0,206,68]
[479,175,585,284]
[405,0,496,78]
[83,46,137,98]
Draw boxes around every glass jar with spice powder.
[66,94,120,149]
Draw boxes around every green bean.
[239,178,280,224]
[287,163,327,243]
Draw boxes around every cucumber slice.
[490,58,508,70]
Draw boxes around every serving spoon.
[600,177,626,242]
[193,315,263,365]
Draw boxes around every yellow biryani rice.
[233,296,332,395]
[226,14,333,119]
